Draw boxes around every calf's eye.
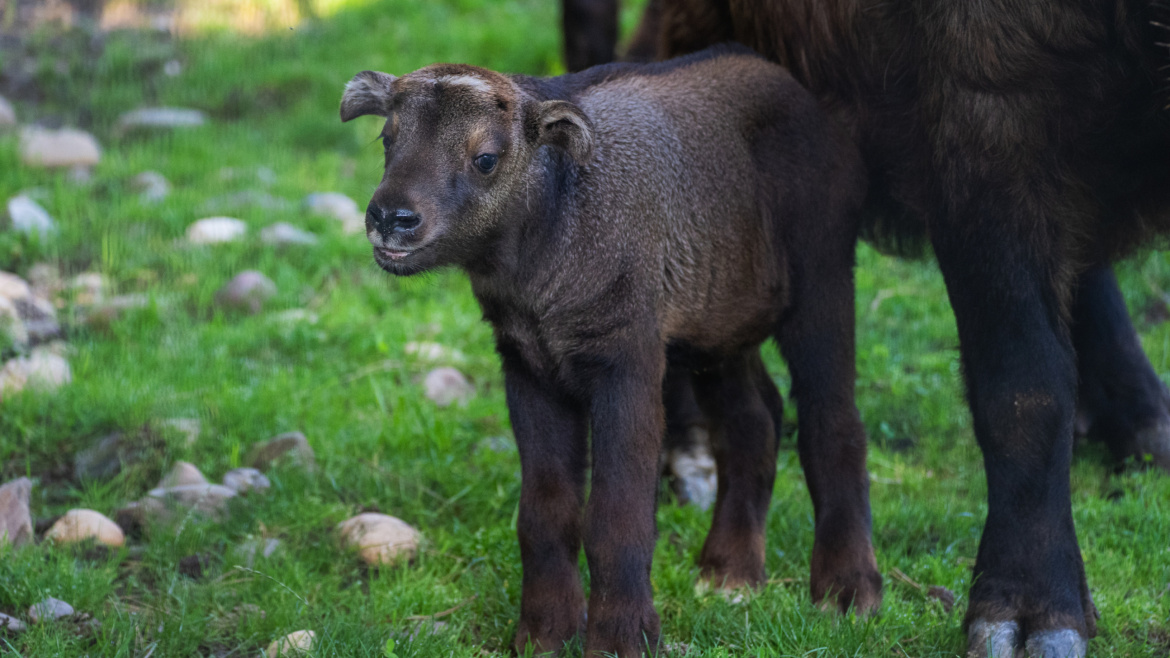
[474,153,498,174]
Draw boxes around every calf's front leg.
[583,350,666,657]
[505,360,589,655]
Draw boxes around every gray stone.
[0,271,31,302]
[0,95,15,128]
[423,367,474,407]
[6,195,56,237]
[147,484,237,518]
[246,431,315,471]
[28,598,73,623]
[132,171,170,203]
[69,272,107,305]
[15,295,61,343]
[303,192,361,222]
[215,271,276,314]
[0,477,33,548]
[81,293,151,326]
[73,432,129,481]
[116,107,206,133]
[0,298,27,350]
[0,612,26,634]
[0,347,71,400]
[158,461,208,488]
[27,263,62,299]
[186,217,246,245]
[222,467,270,494]
[260,222,318,247]
[19,127,101,168]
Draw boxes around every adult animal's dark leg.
[662,362,717,508]
[775,225,880,615]
[1072,263,1170,471]
[691,350,780,590]
[504,360,589,655]
[561,0,618,72]
[583,344,665,657]
[929,194,1096,658]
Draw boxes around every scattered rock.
[215,270,276,314]
[44,509,125,547]
[666,433,718,511]
[0,347,72,400]
[5,194,56,237]
[81,293,151,327]
[69,272,107,305]
[0,477,33,547]
[15,295,61,344]
[303,192,361,222]
[147,484,237,519]
[73,432,131,481]
[0,298,28,349]
[233,537,283,568]
[337,513,419,566]
[403,620,448,641]
[218,166,277,186]
[132,171,170,203]
[116,107,206,134]
[0,612,26,634]
[114,497,170,535]
[19,127,101,168]
[186,217,246,245]
[404,341,465,363]
[28,598,74,623]
[260,222,318,247]
[0,95,15,128]
[246,431,315,471]
[27,263,63,299]
[423,367,474,407]
[270,308,319,325]
[157,417,201,448]
[267,629,316,657]
[927,585,956,612]
[0,271,31,302]
[158,461,208,488]
[222,467,270,494]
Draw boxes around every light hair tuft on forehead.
[435,74,493,94]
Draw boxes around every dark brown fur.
[640,1,1170,656]
[341,46,872,656]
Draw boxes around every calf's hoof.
[810,544,882,615]
[966,621,1087,658]
[584,604,660,657]
[1130,421,1170,472]
[513,610,585,655]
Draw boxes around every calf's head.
[340,64,594,275]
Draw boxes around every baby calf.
[341,45,874,656]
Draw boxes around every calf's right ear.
[533,100,594,163]
[340,71,397,122]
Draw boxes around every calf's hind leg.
[1072,263,1170,471]
[691,350,781,590]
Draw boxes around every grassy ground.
[1,0,1168,655]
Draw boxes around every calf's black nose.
[367,202,422,234]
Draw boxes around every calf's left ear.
[340,70,397,122]
[533,100,594,163]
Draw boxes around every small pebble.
[260,222,318,246]
[116,107,206,133]
[215,270,276,314]
[147,484,237,518]
[246,431,316,471]
[0,477,33,547]
[222,467,270,494]
[0,347,72,399]
[0,612,26,634]
[6,194,56,237]
[19,127,101,168]
[157,461,208,488]
[132,171,170,203]
[337,512,419,566]
[186,217,246,245]
[267,629,316,657]
[28,597,74,623]
[303,192,360,221]
[423,367,474,407]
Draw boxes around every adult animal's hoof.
[967,620,1088,658]
[1131,421,1170,472]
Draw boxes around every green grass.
[1,1,1169,655]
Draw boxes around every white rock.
[6,195,56,237]
[158,417,201,447]
[222,468,270,494]
[158,461,208,488]
[28,598,73,623]
[0,297,28,349]
[116,107,206,132]
[341,215,365,235]
[147,483,236,518]
[44,509,125,547]
[266,629,316,657]
[19,127,101,168]
[0,271,31,302]
[667,439,718,512]
[0,95,15,128]
[303,192,360,221]
[27,263,62,299]
[260,222,318,246]
[132,171,170,203]
[336,513,419,566]
[215,270,277,314]
[186,217,246,245]
[0,612,25,634]
[0,347,72,399]
[70,272,107,305]
[0,477,33,547]
[423,367,474,407]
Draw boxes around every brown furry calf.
[340,45,871,656]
